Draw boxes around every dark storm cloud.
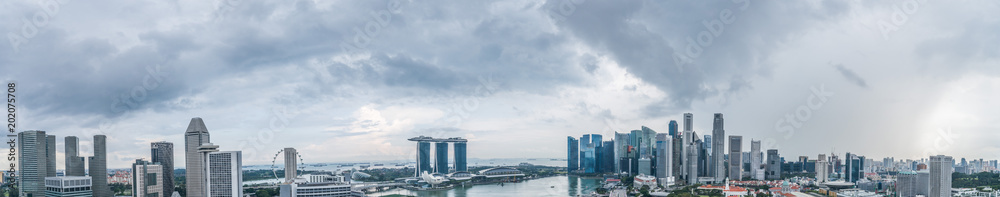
[550,0,850,117]
[833,63,868,88]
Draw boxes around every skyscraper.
[683,113,693,132]
[897,170,930,197]
[668,120,678,136]
[750,139,763,180]
[686,132,699,184]
[728,135,742,181]
[602,141,614,173]
[284,147,298,182]
[592,134,604,173]
[151,141,175,194]
[200,143,243,197]
[91,134,112,197]
[614,132,630,173]
[930,155,953,197]
[18,130,47,196]
[655,133,672,181]
[435,142,449,173]
[567,136,579,172]
[711,113,725,183]
[418,141,431,175]
[185,117,211,197]
[455,142,467,172]
[816,154,828,182]
[766,149,780,180]
[639,127,655,157]
[65,136,86,176]
[133,159,165,197]
[46,135,56,177]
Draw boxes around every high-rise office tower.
[697,138,709,176]
[284,147,298,182]
[671,130,683,179]
[567,136,579,172]
[816,154,828,182]
[455,142,467,172]
[200,143,244,197]
[18,130,47,196]
[418,141,431,175]
[602,141,614,173]
[133,159,165,197]
[208,151,243,197]
[728,136,742,181]
[614,132,629,173]
[151,141,175,194]
[930,155,953,197]
[46,135,56,177]
[750,139,763,180]
[897,171,919,197]
[668,120,678,136]
[639,157,652,175]
[711,113,725,182]
[766,149,780,180]
[639,127,655,157]
[680,130,692,181]
[91,134,112,197]
[686,133,699,184]
[917,170,930,196]
[629,130,642,174]
[897,170,930,197]
[683,113,693,132]
[592,134,604,173]
[185,117,211,197]
[435,142,449,173]
[65,136,86,176]
[655,133,672,180]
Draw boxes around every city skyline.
[5,1,1000,170]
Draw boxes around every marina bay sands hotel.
[408,136,468,175]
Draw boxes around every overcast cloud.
[2,0,999,169]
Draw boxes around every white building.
[930,155,953,197]
[133,159,165,197]
[816,154,829,183]
[208,151,243,197]
[280,182,364,197]
[199,143,243,197]
[750,140,764,180]
[634,174,657,188]
[44,176,93,197]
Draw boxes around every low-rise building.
[634,174,657,188]
[44,176,93,197]
[279,182,364,197]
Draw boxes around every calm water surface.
[367,175,603,197]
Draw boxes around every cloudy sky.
[2,0,999,169]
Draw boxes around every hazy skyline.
[2,0,999,169]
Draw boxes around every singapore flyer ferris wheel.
[270,148,305,182]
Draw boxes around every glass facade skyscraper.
[592,134,603,173]
[668,120,678,136]
[151,141,175,194]
[581,134,595,173]
[602,141,614,173]
[567,137,579,172]
[455,142,467,172]
[435,142,449,173]
[418,142,431,174]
